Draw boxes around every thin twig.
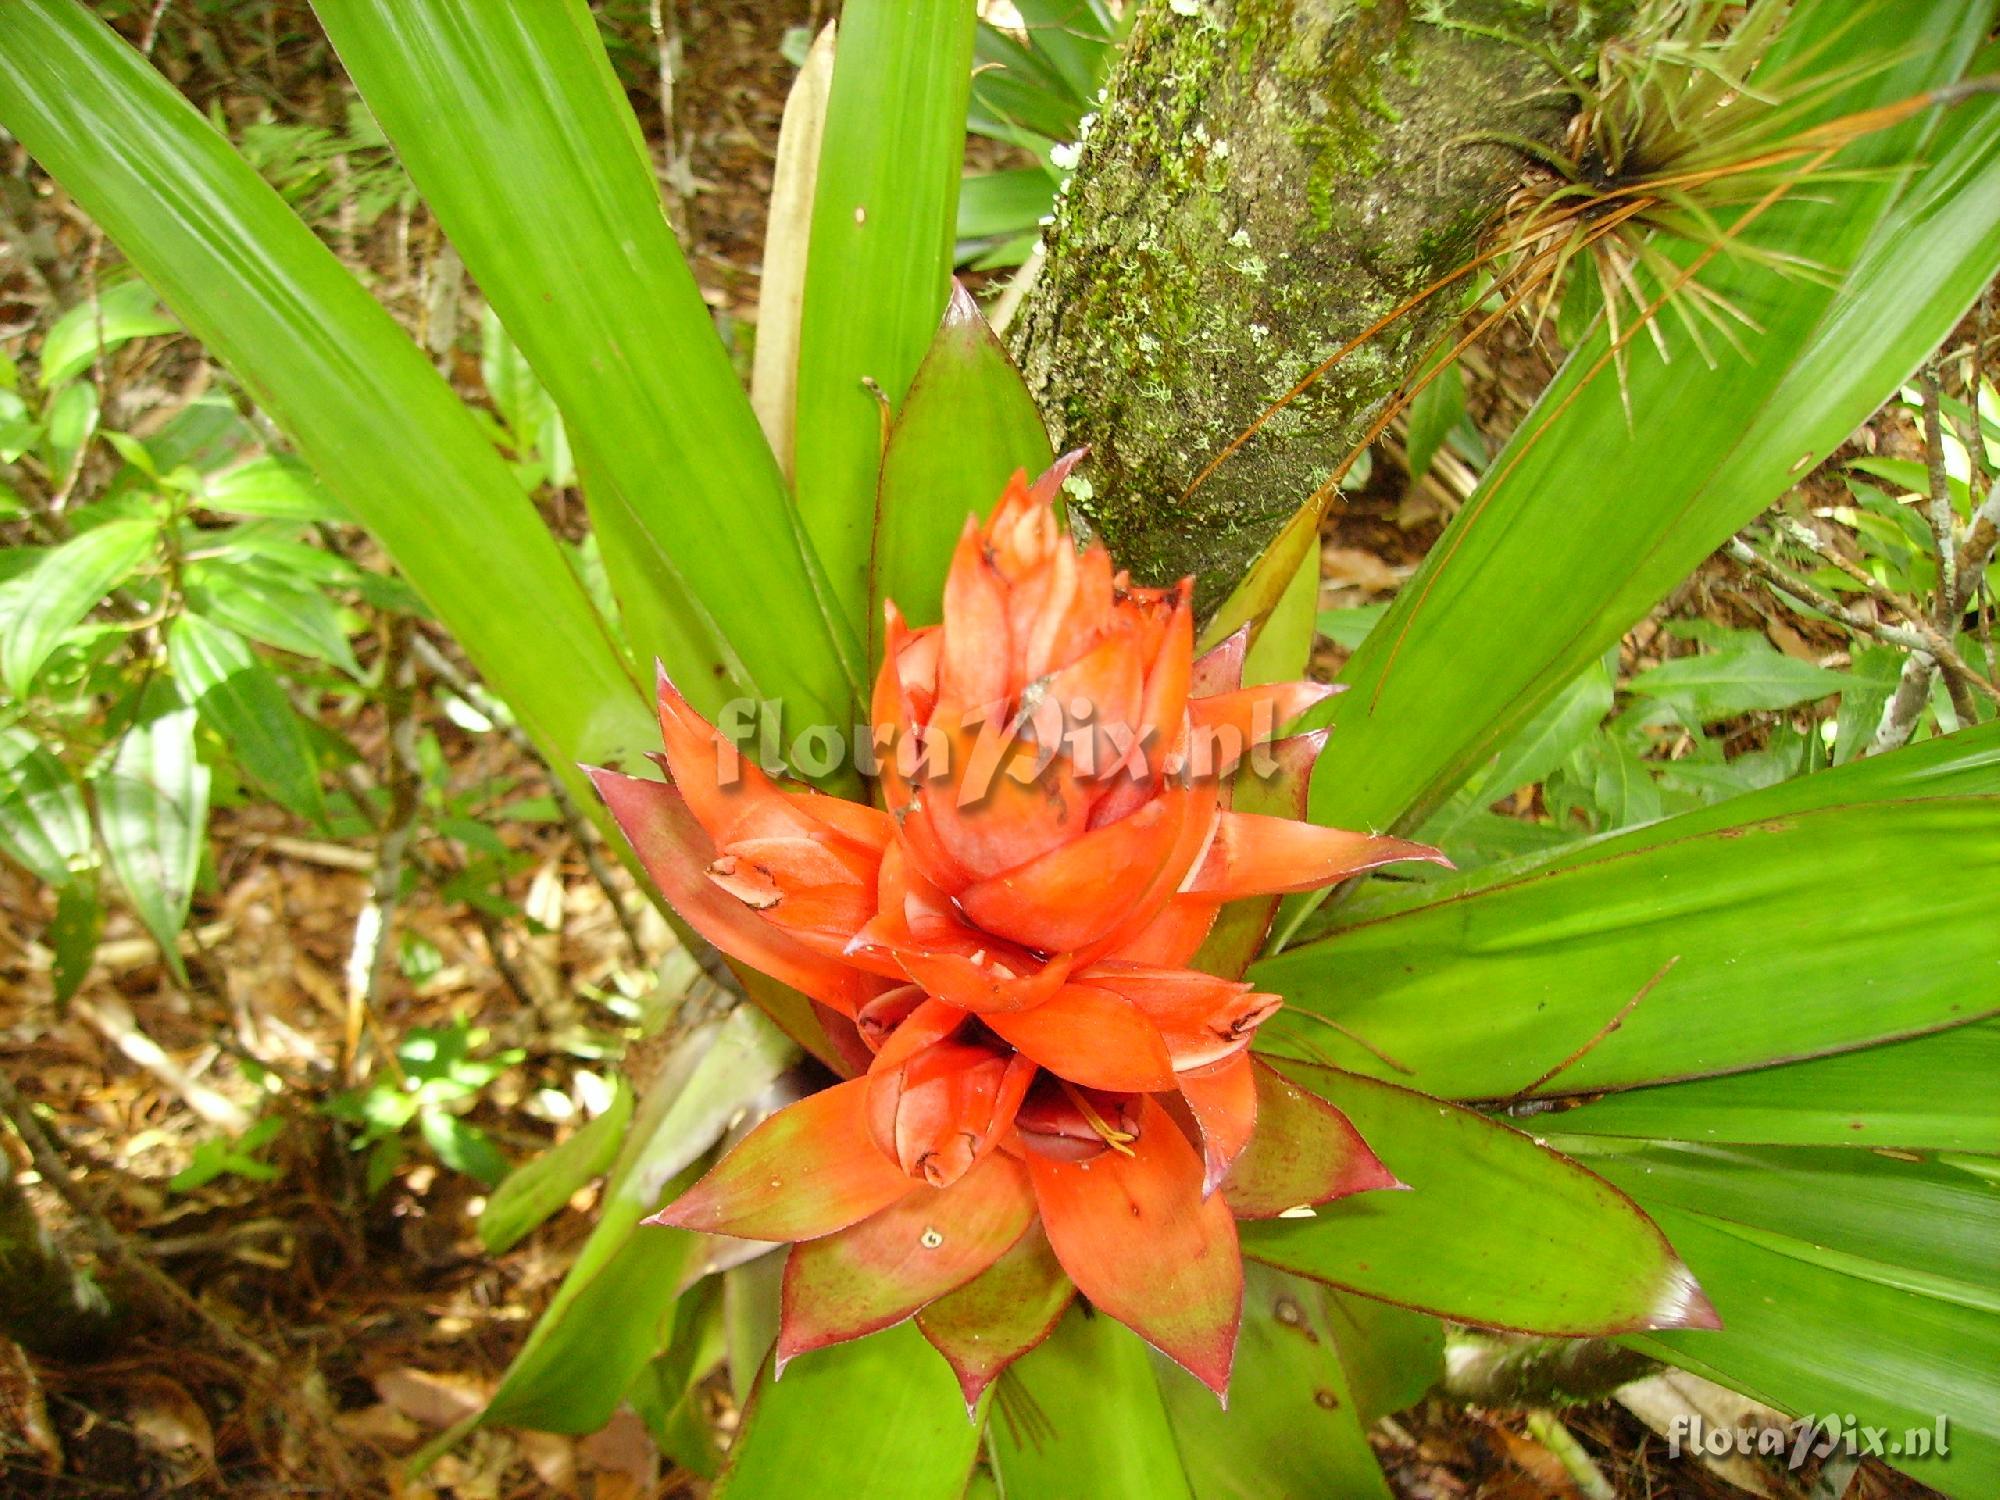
[1508,955,1679,1102]
[344,620,420,1079]
[1732,532,1999,705]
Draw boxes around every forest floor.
[0,3,1961,1496]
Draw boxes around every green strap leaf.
[311,0,860,732]
[0,0,653,821]
[1568,1141,1999,1314]
[1156,1265,1392,1500]
[1627,1208,1998,1500]
[1304,5,2000,838]
[0,517,156,697]
[1241,1063,1709,1337]
[869,282,1052,667]
[793,0,977,643]
[96,688,209,983]
[721,1322,983,1499]
[988,1307,1193,1500]
[1571,1143,2000,1499]
[1544,1019,2000,1152]
[478,1077,635,1256]
[167,613,325,821]
[1255,793,2000,1099]
[475,1006,796,1435]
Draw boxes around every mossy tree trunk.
[1012,0,1624,613]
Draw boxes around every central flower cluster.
[593,461,1442,1401]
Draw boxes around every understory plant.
[0,0,1996,1496]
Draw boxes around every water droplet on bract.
[920,1227,944,1249]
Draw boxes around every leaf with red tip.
[1190,627,1250,698]
[869,281,1052,668]
[1187,812,1449,899]
[1177,1052,1258,1194]
[778,1149,1037,1365]
[1025,1097,1244,1395]
[916,1222,1075,1408]
[1240,1063,1721,1336]
[590,769,883,1017]
[651,1078,914,1242]
[986,985,1177,1094]
[1221,1059,1397,1218]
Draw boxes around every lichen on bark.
[1011,0,1623,613]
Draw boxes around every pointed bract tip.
[944,277,980,323]
[1655,1264,1724,1331]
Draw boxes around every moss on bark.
[1011,0,1625,613]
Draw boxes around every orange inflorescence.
[591,458,1444,1402]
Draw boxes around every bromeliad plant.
[592,461,1469,1398]
[2,0,1998,1495]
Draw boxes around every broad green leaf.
[1628,640,1849,720]
[0,726,94,888]
[96,689,210,983]
[0,1,653,829]
[167,613,325,821]
[1240,534,1320,687]
[419,1111,509,1186]
[1323,1289,1444,1424]
[478,1078,634,1255]
[1626,1209,1998,1500]
[49,875,103,1009]
[479,1006,796,1433]
[956,168,1056,248]
[1240,1064,1710,1336]
[1543,1019,2000,1152]
[1304,7,2000,839]
[989,1308,1191,1500]
[0,517,155,696]
[39,278,179,388]
[793,0,977,641]
[197,455,347,524]
[1256,794,2000,1099]
[627,1281,728,1480]
[1402,355,1464,485]
[1315,602,1386,650]
[970,40,1073,148]
[869,282,1052,666]
[313,0,857,735]
[1419,656,1616,862]
[721,1322,982,1500]
[1574,1143,2000,1498]
[183,563,361,678]
[1567,1141,2000,1315]
[42,380,98,480]
[1009,0,1122,105]
[1156,1265,1390,1500]
[477,305,551,453]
